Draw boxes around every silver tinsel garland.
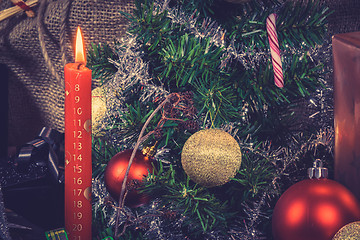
[92,0,334,239]
[96,33,169,147]
[0,186,11,240]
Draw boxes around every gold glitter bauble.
[92,86,107,136]
[333,222,360,240]
[181,129,242,187]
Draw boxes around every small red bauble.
[104,149,153,208]
[272,161,360,240]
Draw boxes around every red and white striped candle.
[64,26,92,240]
[266,13,284,88]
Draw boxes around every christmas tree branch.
[89,0,333,238]
[141,161,229,236]
[88,42,119,83]
[114,94,172,239]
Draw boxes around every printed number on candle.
[64,29,92,240]
[73,131,83,138]
[74,107,82,115]
[73,142,82,150]
[74,201,83,208]
[73,164,82,173]
[73,189,82,196]
[74,177,83,185]
[72,223,83,231]
[73,119,81,126]
[73,154,82,161]
[74,212,83,220]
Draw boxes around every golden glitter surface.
[91,86,107,136]
[181,129,242,187]
[333,222,360,240]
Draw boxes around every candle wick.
[76,63,85,70]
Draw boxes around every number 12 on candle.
[64,26,92,240]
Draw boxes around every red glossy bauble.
[272,178,360,240]
[104,149,153,208]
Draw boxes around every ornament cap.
[308,159,328,179]
[141,144,156,157]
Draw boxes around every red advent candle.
[64,26,92,240]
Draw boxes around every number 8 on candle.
[64,26,92,240]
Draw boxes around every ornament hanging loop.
[308,159,328,179]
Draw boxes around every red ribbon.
[14,1,31,12]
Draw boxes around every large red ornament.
[104,149,153,208]
[272,160,360,240]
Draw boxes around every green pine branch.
[159,34,225,89]
[107,101,160,146]
[173,0,216,19]
[129,0,177,53]
[193,76,241,127]
[142,162,230,237]
[88,42,119,83]
[92,137,123,178]
[230,0,331,49]
[120,0,328,131]
[88,0,333,237]
[277,1,331,48]
[230,142,277,201]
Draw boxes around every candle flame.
[75,26,86,64]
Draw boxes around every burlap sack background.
[0,0,359,146]
[0,0,135,146]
